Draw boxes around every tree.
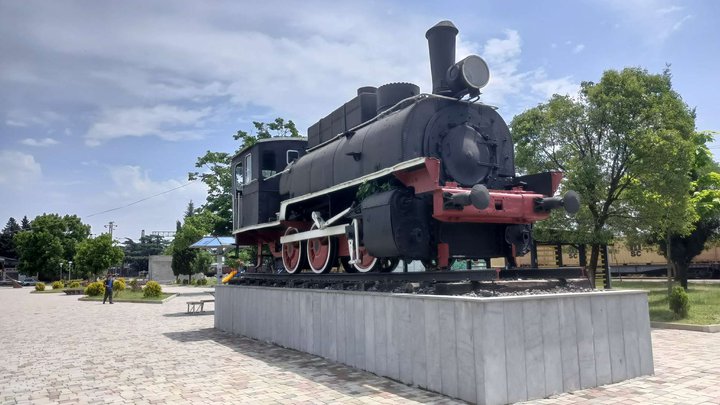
[170,209,220,283]
[656,132,720,289]
[184,200,196,218]
[0,217,21,258]
[14,214,91,280]
[73,234,124,279]
[20,216,30,230]
[122,234,169,274]
[188,118,300,235]
[14,230,63,280]
[511,67,697,282]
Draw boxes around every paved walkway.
[1,287,719,404]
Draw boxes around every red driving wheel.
[282,227,303,274]
[306,224,337,274]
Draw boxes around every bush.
[68,281,81,288]
[143,280,162,298]
[669,286,690,319]
[84,281,105,297]
[35,282,45,291]
[196,277,208,286]
[113,278,126,297]
[52,280,64,290]
[129,278,141,292]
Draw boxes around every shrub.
[84,281,105,297]
[68,281,81,288]
[129,278,141,292]
[669,286,690,319]
[52,280,64,290]
[113,278,126,297]
[144,280,162,298]
[35,282,45,291]
[196,277,208,286]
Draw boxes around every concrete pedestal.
[215,286,653,405]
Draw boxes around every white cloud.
[657,5,683,15]
[20,137,59,147]
[90,165,208,240]
[530,76,581,99]
[478,30,530,107]
[0,150,41,186]
[5,120,27,127]
[602,1,694,42]
[85,105,210,146]
[573,44,585,54]
[672,15,692,32]
[471,29,579,113]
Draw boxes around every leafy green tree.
[14,214,91,280]
[170,209,220,283]
[188,118,300,235]
[656,132,720,289]
[192,250,213,277]
[73,234,124,279]
[185,200,196,218]
[14,230,63,280]
[122,234,169,274]
[511,67,697,282]
[0,217,21,258]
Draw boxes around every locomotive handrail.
[277,157,429,221]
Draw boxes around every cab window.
[261,151,277,178]
[234,163,244,188]
[287,150,299,165]
[244,154,252,184]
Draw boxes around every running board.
[280,224,347,244]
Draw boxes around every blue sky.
[1,0,718,241]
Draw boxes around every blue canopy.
[189,236,236,249]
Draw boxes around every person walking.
[103,273,114,304]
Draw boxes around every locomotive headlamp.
[446,55,490,98]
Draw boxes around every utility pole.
[105,221,117,240]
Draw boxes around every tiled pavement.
[1,288,719,404]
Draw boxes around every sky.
[1,0,719,242]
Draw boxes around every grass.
[30,288,66,294]
[80,290,174,302]
[612,280,720,325]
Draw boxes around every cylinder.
[425,20,458,95]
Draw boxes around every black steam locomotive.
[231,21,578,273]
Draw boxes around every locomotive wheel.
[339,257,358,273]
[282,227,306,274]
[306,225,337,274]
[353,246,380,273]
[378,258,400,273]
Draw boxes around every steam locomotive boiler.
[231,20,578,274]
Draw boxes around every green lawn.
[30,289,66,294]
[80,290,174,302]
[612,280,720,325]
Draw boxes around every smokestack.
[425,20,458,95]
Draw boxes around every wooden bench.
[186,299,215,314]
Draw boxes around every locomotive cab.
[232,138,307,231]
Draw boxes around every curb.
[78,294,177,304]
[651,321,720,333]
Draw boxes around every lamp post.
[59,262,64,280]
[68,261,73,281]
